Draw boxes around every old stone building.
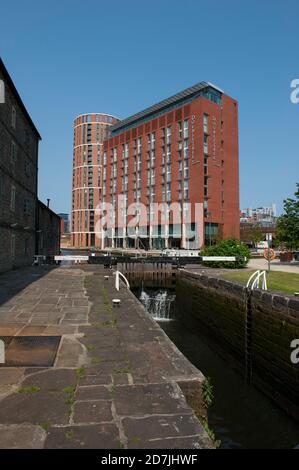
[0,58,60,273]
[36,201,61,256]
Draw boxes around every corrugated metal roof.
[111,81,221,133]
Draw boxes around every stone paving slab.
[21,369,77,391]
[0,390,70,425]
[44,423,120,449]
[0,265,213,449]
[0,424,46,449]
[73,401,113,423]
[122,413,208,443]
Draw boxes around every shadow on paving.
[0,266,57,307]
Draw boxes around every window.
[11,106,16,129]
[10,185,16,211]
[11,141,17,164]
[204,134,208,154]
[179,122,182,140]
[166,126,171,144]
[151,132,155,149]
[203,114,208,133]
[184,119,189,137]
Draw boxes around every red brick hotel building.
[72,82,239,249]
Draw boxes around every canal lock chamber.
[127,266,299,449]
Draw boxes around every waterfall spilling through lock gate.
[139,289,175,321]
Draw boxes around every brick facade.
[71,83,239,250]
[71,113,120,248]
[102,83,239,249]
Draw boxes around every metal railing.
[246,270,267,290]
[114,270,130,291]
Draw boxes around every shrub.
[201,238,250,268]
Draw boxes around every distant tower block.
[71,113,120,248]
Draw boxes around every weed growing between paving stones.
[65,430,74,440]
[109,384,117,398]
[201,419,221,448]
[202,377,214,408]
[18,385,40,394]
[91,357,103,365]
[83,276,93,289]
[75,366,86,380]
[63,386,76,416]
[62,368,86,418]
[102,318,118,328]
[130,437,142,445]
[40,422,51,432]
[102,287,113,313]
[114,366,131,374]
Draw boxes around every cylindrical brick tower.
[71,113,120,248]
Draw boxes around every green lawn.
[219,270,299,296]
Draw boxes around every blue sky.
[0,0,298,215]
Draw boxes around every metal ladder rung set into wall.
[245,270,267,384]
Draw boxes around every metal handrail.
[115,270,130,291]
[246,270,267,290]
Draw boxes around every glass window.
[184,119,189,137]
[203,114,208,133]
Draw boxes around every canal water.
[135,285,299,449]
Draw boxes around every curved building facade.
[71,113,120,247]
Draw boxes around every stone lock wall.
[176,270,299,420]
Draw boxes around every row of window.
[105,116,210,166]
[80,115,114,124]
[0,182,34,215]
[9,234,31,259]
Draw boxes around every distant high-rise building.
[71,114,120,247]
[240,204,277,224]
[58,213,69,233]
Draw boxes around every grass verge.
[219,270,299,295]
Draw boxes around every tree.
[276,183,299,250]
[248,225,263,248]
[201,238,250,268]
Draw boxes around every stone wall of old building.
[36,201,60,257]
[0,59,40,273]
